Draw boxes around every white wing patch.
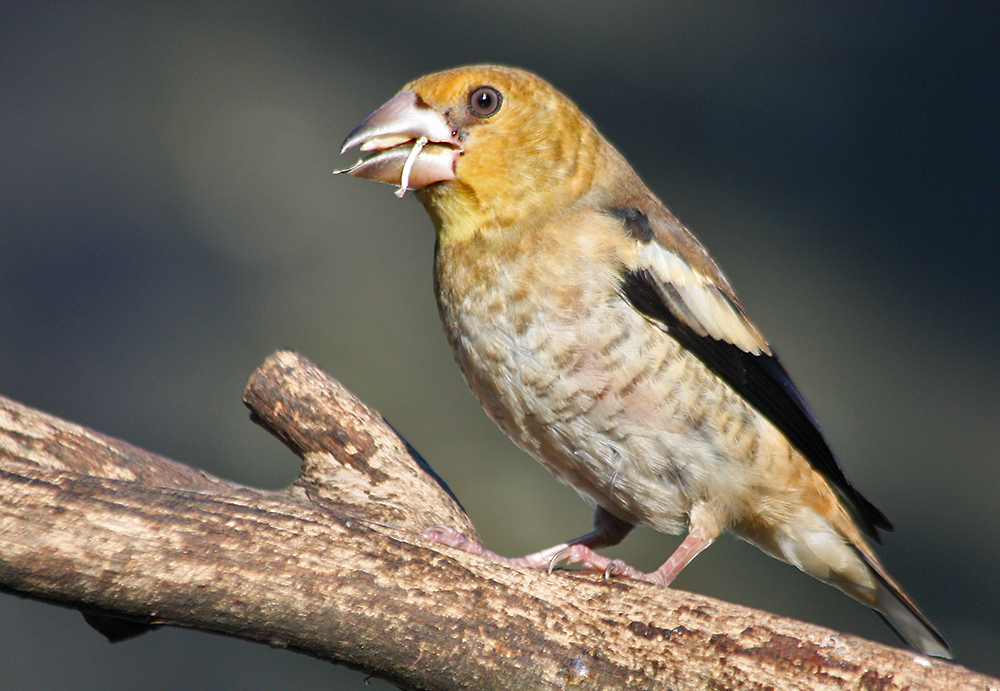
[638,241,770,356]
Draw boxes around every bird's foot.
[544,543,652,582]
[421,526,664,584]
[422,525,485,553]
[420,526,519,564]
[551,531,716,587]
[421,526,572,569]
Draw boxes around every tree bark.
[0,350,994,690]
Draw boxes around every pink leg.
[422,523,715,587]
[423,505,636,572]
[537,530,714,585]
[643,531,714,586]
[421,526,621,572]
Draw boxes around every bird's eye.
[468,86,502,118]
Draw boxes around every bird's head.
[338,65,608,241]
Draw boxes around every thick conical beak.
[335,90,463,197]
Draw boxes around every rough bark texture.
[0,350,994,690]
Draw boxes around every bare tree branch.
[0,350,994,690]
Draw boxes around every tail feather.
[763,509,951,658]
[858,546,952,658]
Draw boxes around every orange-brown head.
[338,65,615,243]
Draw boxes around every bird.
[336,64,950,658]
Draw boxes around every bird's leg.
[424,508,716,587]
[420,524,586,569]
[550,529,715,586]
[422,507,636,572]
[641,531,714,586]
[527,506,636,573]
[603,503,719,585]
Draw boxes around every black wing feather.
[621,268,891,539]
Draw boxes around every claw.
[546,548,571,574]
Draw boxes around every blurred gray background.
[1,2,997,687]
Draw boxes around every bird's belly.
[446,295,764,535]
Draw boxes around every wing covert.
[611,206,891,538]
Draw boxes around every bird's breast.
[433,224,775,533]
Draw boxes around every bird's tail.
[843,528,951,658]
[757,508,951,658]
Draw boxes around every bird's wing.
[609,203,892,538]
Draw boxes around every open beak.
[335,90,463,197]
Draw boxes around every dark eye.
[469,86,502,117]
